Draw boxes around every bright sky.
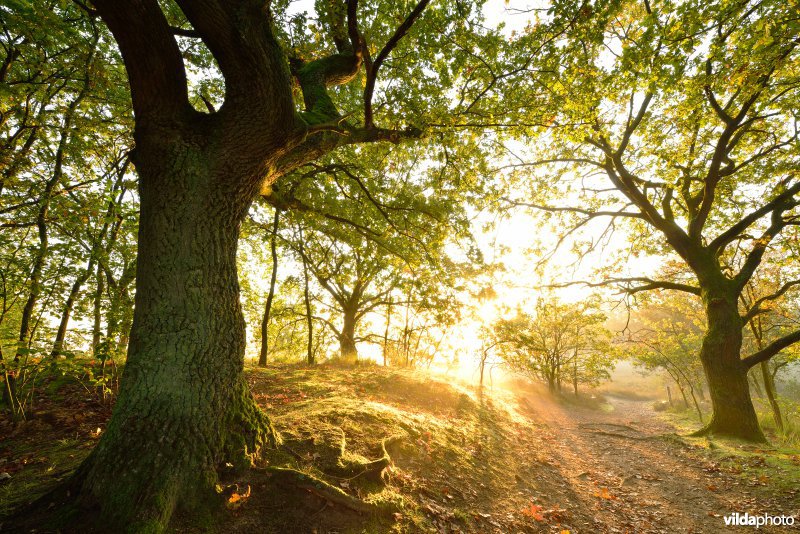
[238,0,669,373]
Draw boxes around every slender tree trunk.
[383,298,392,366]
[339,306,358,362]
[51,182,121,360]
[760,361,784,433]
[573,355,578,396]
[556,358,561,392]
[300,244,314,365]
[749,371,764,398]
[677,382,690,410]
[107,262,136,357]
[92,263,104,355]
[746,314,784,433]
[688,384,704,422]
[64,135,279,532]
[51,258,96,359]
[258,209,280,367]
[696,289,765,441]
[479,348,486,388]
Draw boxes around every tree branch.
[709,180,800,253]
[92,0,189,118]
[742,279,800,323]
[741,329,800,368]
[546,277,701,296]
[363,0,432,128]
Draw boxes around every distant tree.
[493,298,613,394]
[627,294,707,420]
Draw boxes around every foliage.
[625,292,707,417]
[492,296,614,393]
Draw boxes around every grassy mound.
[1,363,567,533]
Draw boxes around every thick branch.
[174,0,294,118]
[92,0,189,118]
[271,126,423,183]
[742,279,800,322]
[708,180,800,253]
[741,329,800,368]
[547,277,701,296]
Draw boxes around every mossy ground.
[3,362,799,533]
[663,407,800,498]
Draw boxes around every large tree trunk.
[696,290,765,441]
[67,140,278,531]
[339,306,358,362]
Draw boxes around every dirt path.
[508,391,798,533]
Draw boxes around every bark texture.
[72,130,281,531]
[695,287,765,442]
[339,306,358,362]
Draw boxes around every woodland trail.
[508,389,799,533]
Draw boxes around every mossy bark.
[68,137,279,532]
[696,287,765,442]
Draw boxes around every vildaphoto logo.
[723,512,796,528]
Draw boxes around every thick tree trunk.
[339,307,358,362]
[696,290,765,441]
[67,142,278,532]
[258,209,280,367]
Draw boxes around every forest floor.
[1,362,799,533]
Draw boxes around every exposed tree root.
[259,466,388,515]
[323,432,402,483]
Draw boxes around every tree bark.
[65,132,280,532]
[258,209,280,367]
[695,289,765,441]
[339,306,358,362]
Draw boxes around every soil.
[1,365,798,533]
[508,388,799,533]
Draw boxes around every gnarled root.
[260,466,388,515]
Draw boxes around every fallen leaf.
[521,502,545,521]
[595,487,616,500]
[226,485,251,510]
